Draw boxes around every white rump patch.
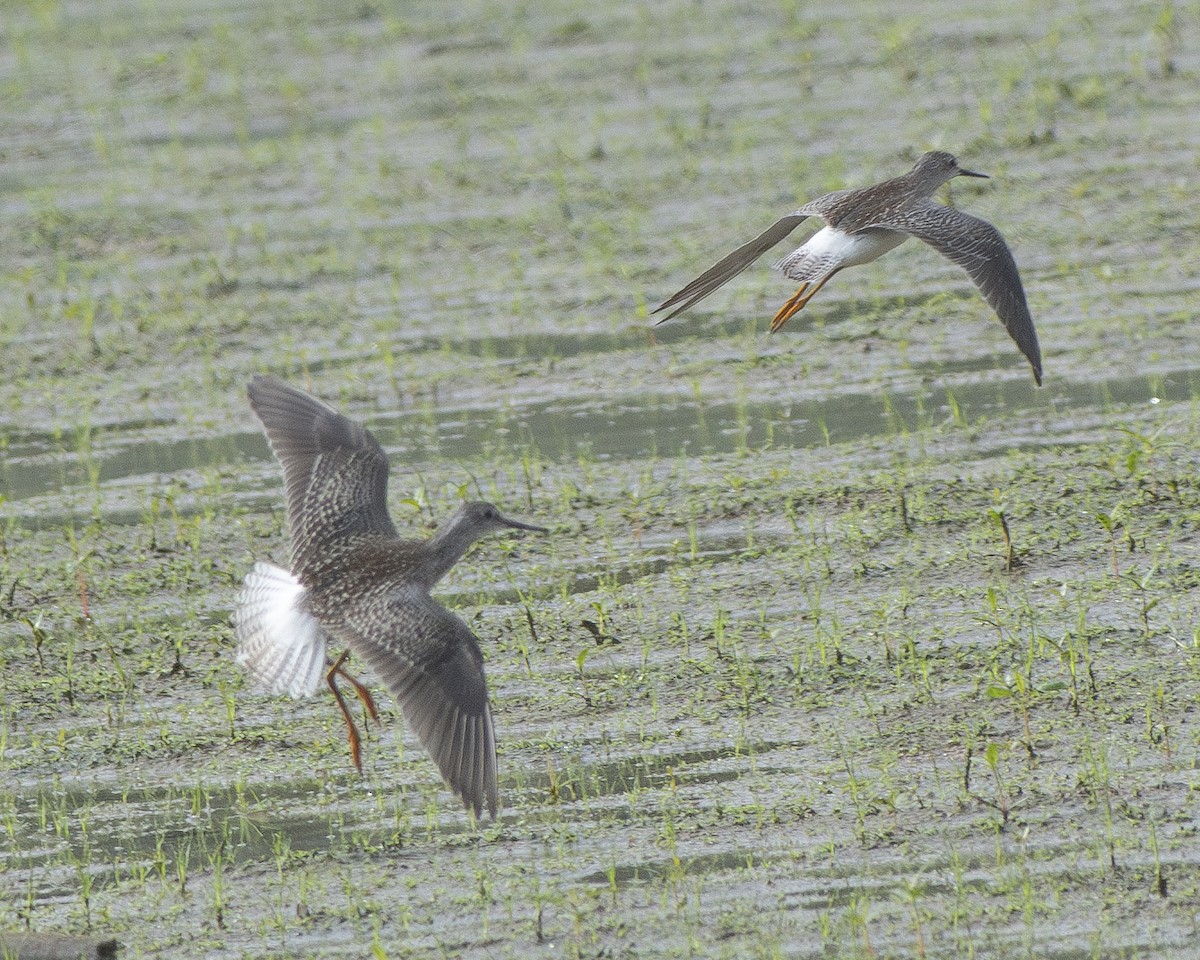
[773,226,907,279]
[233,562,327,698]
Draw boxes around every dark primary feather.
[652,214,810,321]
[870,204,1043,385]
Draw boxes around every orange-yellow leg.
[335,656,380,723]
[325,649,380,774]
[770,282,809,332]
[769,270,840,332]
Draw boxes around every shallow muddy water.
[2,0,1200,957]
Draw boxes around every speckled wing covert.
[233,561,328,698]
[868,203,1043,385]
[333,585,498,818]
[246,375,398,574]
[652,214,811,322]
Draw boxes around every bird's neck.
[420,518,481,586]
[905,169,954,198]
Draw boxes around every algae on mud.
[2,0,1200,957]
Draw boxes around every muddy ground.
[2,0,1200,956]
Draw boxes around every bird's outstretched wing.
[247,376,399,567]
[871,204,1043,385]
[652,214,810,322]
[337,587,498,819]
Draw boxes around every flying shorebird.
[233,375,546,818]
[653,151,1043,384]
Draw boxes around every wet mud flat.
[3,0,1200,957]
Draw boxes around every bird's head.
[453,501,549,537]
[914,151,989,185]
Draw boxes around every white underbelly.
[774,226,909,280]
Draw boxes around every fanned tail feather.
[233,562,327,698]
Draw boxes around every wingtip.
[1027,351,1044,387]
[458,783,500,820]
[649,301,677,324]
[464,795,500,821]
[246,372,282,401]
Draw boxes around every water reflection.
[3,366,1195,505]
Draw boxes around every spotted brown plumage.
[233,376,546,818]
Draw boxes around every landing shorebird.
[233,376,546,817]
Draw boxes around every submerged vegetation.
[2,0,1199,957]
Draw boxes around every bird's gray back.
[803,175,919,233]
